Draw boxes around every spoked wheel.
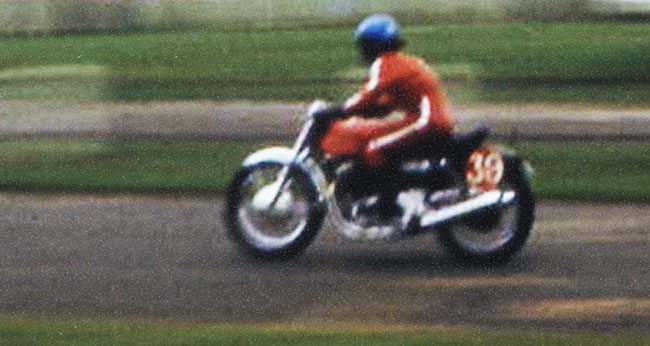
[437,153,535,264]
[225,162,325,260]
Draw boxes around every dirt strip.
[1,101,649,140]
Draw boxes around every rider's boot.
[377,197,404,222]
[368,193,422,235]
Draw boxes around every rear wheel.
[225,162,325,260]
[437,154,535,264]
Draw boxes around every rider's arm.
[343,58,394,118]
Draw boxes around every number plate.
[465,146,504,191]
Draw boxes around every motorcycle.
[225,100,535,264]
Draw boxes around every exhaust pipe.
[420,190,515,228]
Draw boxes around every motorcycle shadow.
[314,247,533,275]
[231,238,535,277]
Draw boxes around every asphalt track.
[0,194,648,333]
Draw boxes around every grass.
[509,140,650,203]
[1,22,649,104]
[0,318,647,346]
[0,138,648,202]
[0,139,265,195]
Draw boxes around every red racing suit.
[320,52,455,167]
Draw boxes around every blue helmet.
[354,14,401,44]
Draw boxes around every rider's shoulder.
[376,52,427,77]
[380,52,425,68]
[378,51,404,62]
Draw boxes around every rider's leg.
[320,116,411,159]
[373,162,403,219]
[341,161,403,221]
[320,116,418,222]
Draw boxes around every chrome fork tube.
[269,120,314,208]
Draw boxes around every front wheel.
[437,154,535,264]
[225,162,326,260]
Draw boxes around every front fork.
[268,119,315,209]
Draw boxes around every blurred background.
[1,0,649,104]
[0,1,648,199]
[2,0,650,33]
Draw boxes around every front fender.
[241,146,329,204]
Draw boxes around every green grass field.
[0,317,646,346]
[1,22,649,104]
[0,139,648,202]
[509,140,650,203]
[0,139,258,195]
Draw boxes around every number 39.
[466,147,504,191]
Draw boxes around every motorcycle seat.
[443,127,491,169]
[451,127,491,154]
[386,127,491,165]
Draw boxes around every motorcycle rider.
[319,14,456,222]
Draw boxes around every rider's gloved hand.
[313,106,346,123]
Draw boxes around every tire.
[437,155,535,265]
[225,162,326,260]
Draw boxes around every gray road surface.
[0,194,648,333]
[2,101,650,140]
